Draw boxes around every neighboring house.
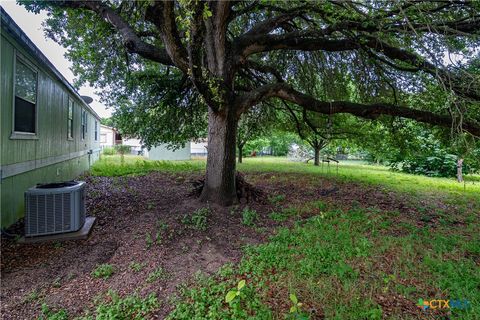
[0,8,101,228]
[191,139,208,157]
[148,143,191,161]
[122,137,147,156]
[99,124,121,148]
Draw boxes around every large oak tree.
[25,0,480,205]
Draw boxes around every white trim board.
[0,148,101,180]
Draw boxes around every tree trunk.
[314,148,320,166]
[457,158,464,183]
[200,109,238,205]
[238,144,243,163]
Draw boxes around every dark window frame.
[81,109,87,140]
[11,52,38,139]
[67,97,74,140]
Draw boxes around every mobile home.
[1,8,101,228]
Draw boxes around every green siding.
[1,30,101,227]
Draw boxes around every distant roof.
[0,6,100,120]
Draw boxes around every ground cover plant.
[1,157,479,319]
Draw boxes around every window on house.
[94,120,98,141]
[14,58,37,133]
[81,109,87,140]
[100,133,107,143]
[68,98,74,139]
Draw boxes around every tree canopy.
[24,0,480,204]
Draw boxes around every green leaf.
[289,293,298,304]
[225,290,237,303]
[237,279,246,290]
[290,306,297,313]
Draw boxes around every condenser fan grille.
[25,181,85,237]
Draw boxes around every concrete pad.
[19,217,96,243]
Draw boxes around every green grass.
[168,204,480,319]
[92,155,203,176]
[86,156,479,318]
[91,156,480,202]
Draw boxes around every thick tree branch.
[145,1,188,71]
[49,1,173,66]
[237,83,480,136]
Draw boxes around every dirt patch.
[0,171,471,319]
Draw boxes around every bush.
[102,147,116,155]
[392,150,472,178]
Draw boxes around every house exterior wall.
[191,140,208,156]
[0,16,101,228]
[100,125,116,147]
[148,143,191,161]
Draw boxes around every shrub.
[392,152,464,178]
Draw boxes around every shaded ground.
[1,171,477,319]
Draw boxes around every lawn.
[2,156,478,319]
[95,155,480,202]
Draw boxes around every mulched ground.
[0,171,466,319]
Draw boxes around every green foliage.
[86,291,159,320]
[114,145,132,155]
[91,264,115,279]
[147,267,168,283]
[39,304,68,320]
[182,207,210,231]
[395,151,460,177]
[225,279,246,303]
[241,207,259,226]
[287,294,309,319]
[102,147,116,156]
[129,262,145,273]
[91,156,203,176]
[145,232,153,249]
[245,132,298,157]
[268,194,285,204]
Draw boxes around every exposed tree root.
[190,172,267,204]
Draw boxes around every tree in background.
[26,1,480,205]
[100,117,115,128]
[236,105,275,163]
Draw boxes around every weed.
[269,194,286,204]
[90,290,159,319]
[145,232,153,249]
[91,264,114,279]
[287,294,308,319]
[241,207,258,226]
[24,289,40,303]
[39,303,68,320]
[225,279,246,303]
[129,262,145,272]
[181,207,210,231]
[147,267,168,283]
